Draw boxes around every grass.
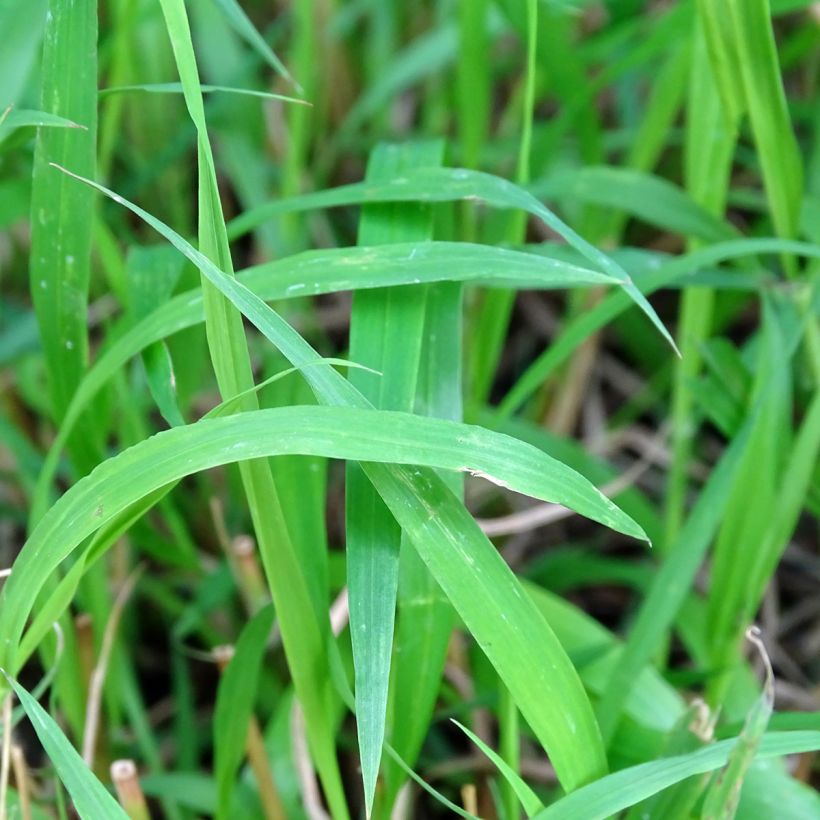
[1,1,819,818]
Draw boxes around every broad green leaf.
[5,675,129,820]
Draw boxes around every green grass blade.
[452,719,544,817]
[531,166,737,244]
[346,140,441,815]
[532,732,820,820]
[29,0,97,427]
[727,0,804,247]
[214,605,275,819]
[153,1,345,812]
[227,166,675,350]
[31,234,622,522]
[4,675,129,820]
[3,405,647,658]
[664,14,737,546]
[20,171,614,792]
[0,107,84,141]
[497,238,820,417]
[596,418,753,742]
[384,280,463,805]
[99,83,307,104]
[209,0,299,90]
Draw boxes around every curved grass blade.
[0,108,84,141]
[498,238,820,417]
[530,166,737,244]
[32,233,820,524]
[99,83,308,105]
[30,169,653,789]
[31,236,618,520]
[209,0,299,91]
[532,732,820,820]
[227,166,675,350]
[6,403,651,642]
[4,675,129,819]
[452,719,544,817]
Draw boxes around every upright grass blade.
[214,605,275,819]
[153,2,346,813]
[28,0,97,440]
[706,300,789,705]
[467,0,537,411]
[346,140,441,815]
[664,15,737,547]
[31,170,615,792]
[726,0,803,249]
[701,629,774,819]
[382,179,463,813]
[5,676,129,820]
[596,417,753,743]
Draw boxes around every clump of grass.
[1,1,818,819]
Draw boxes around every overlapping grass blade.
[154,0,345,812]
[30,239,619,519]
[22,170,615,792]
[228,166,676,351]
[596,419,753,742]
[384,262,463,805]
[346,141,441,814]
[498,238,820,417]
[33,235,820,523]
[530,166,737,244]
[3,404,649,644]
[532,732,820,820]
